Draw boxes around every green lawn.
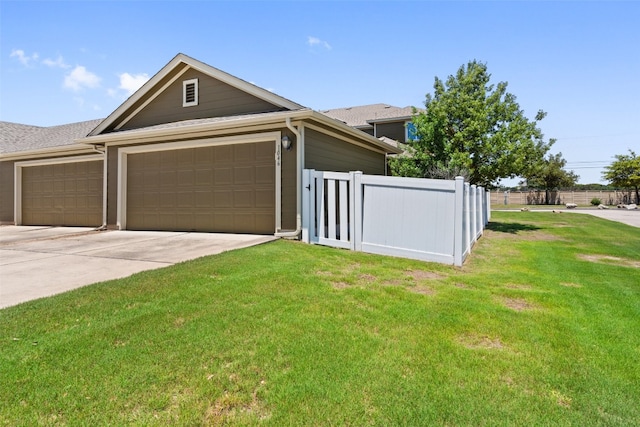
[1,212,639,425]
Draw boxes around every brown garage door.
[126,142,275,234]
[22,161,103,226]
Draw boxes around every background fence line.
[491,190,636,206]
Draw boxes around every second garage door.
[21,160,103,227]
[126,142,275,234]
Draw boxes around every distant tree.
[389,60,553,187]
[603,150,640,203]
[525,152,579,204]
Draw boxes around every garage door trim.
[116,132,283,231]
[14,154,105,225]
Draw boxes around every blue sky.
[1,1,638,184]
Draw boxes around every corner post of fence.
[477,186,484,235]
[470,185,478,244]
[352,171,363,252]
[453,176,465,267]
[301,169,312,243]
[486,189,491,223]
[464,183,471,254]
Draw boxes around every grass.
[1,211,639,425]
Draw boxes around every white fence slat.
[327,179,336,240]
[339,179,348,242]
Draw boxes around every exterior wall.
[375,122,406,143]
[280,129,297,231]
[107,146,118,226]
[119,68,284,131]
[304,128,385,175]
[0,161,15,223]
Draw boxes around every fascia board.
[0,145,97,162]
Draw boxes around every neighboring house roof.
[320,103,416,128]
[0,119,103,155]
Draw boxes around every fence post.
[301,169,313,243]
[486,190,491,223]
[352,171,363,252]
[454,177,465,267]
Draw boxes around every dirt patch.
[358,273,378,284]
[550,389,572,408]
[577,254,640,268]
[483,229,561,242]
[560,282,582,288]
[205,388,270,425]
[504,284,533,291]
[331,281,351,290]
[407,285,435,296]
[406,270,443,281]
[501,297,534,312]
[458,334,505,350]
[453,282,471,289]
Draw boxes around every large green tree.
[390,60,553,187]
[603,150,640,203]
[526,152,579,204]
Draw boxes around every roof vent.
[183,78,198,107]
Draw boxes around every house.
[0,53,401,236]
[320,103,418,147]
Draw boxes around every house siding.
[375,122,406,143]
[107,146,118,226]
[0,161,15,223]
[280,129,297,230]
[119,69,285,131]
[304,128,385,175]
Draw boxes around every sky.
[1,0,638,185]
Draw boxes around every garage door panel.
[21,160,103,227]
[127,142,275,233]
[234,166,254,185]
[214,168,233,185]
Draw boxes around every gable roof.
[320,103,416,128]
[89,53,305,136]
[0,119,103,155]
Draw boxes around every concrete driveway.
[0,226,276,309]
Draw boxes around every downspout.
[93,145,108,230]
[275,117,302,238]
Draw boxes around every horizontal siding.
[121,68,284,131]
[0,161,15,223]
[375,122,405,143]
[304,128,385,175]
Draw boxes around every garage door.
[21,161,103,226]
[126,142,275,234]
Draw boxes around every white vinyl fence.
[302,170,490,266]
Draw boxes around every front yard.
[1,211,638,425]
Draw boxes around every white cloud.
[118,72,149,95]
[307,36,332,50]
[64,65,101,91]
[42,55,70,69]
[10,49,39,66]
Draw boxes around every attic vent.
[183,78,198,107]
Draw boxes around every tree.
[525,152,579,204]
[603,150,640,204]
[389,60,553,187]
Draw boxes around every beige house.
[0,53,401,236]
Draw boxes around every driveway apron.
[0,227,276,309]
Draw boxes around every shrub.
[590,198,601,206]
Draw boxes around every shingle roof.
[0,119,103,154]
[320,103,416,128]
